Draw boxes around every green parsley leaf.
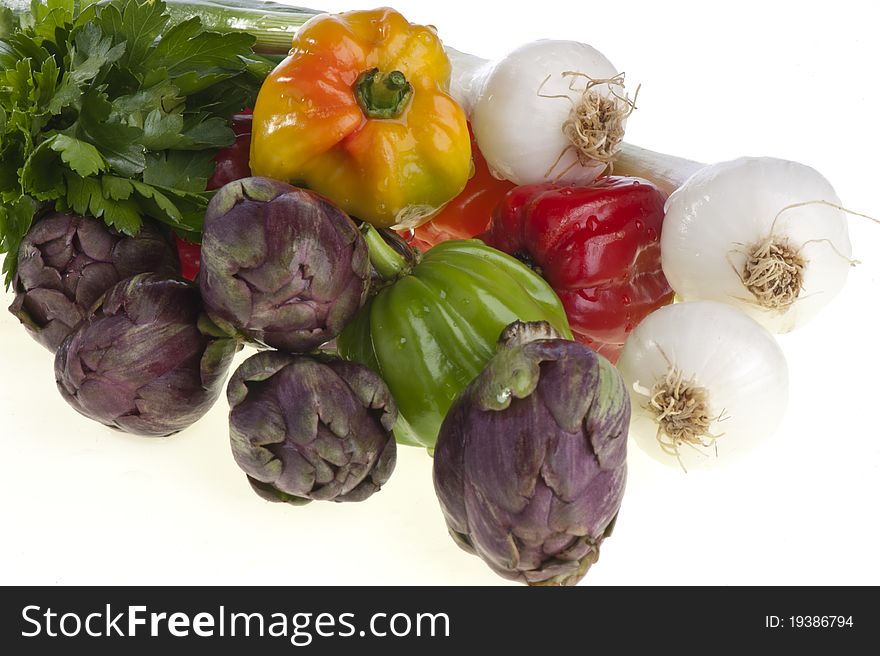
[0,0,264,287]
[46,72,80,114]
[131,179,183,221]
[63,171,104,217]
[49,134,107,177]
[177,115,234,149]
[77,90,145,177]
[99,0,169,73]
[111,79,183,116]
[21,138,66,201]
[102,196,143,234]
[101,175,134,202]
[68,21,125,85]
[0,195,38,285]
[143,150,215,192]
[144,17,254,80]
[0,8,15,39]
[140,108,186,150]
[32,1,73,44]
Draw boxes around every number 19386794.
[765,616,854,629]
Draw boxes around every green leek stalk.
[162,0,320,54]
[0,1,319,54]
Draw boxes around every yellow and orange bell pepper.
[250,8,472,229]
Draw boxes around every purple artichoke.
[228,351,397,504]
[55,273,239,437]
[433,321,630,586]
[199,177,370,352]
[9,213,180,351]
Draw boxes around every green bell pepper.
[337,226,573,450]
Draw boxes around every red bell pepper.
[479,177,673,362]
[407,126,514,251]
[173,234,203,282]
[175,111,253,281]
[207,111,253,190]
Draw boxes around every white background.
[1,0,878,586]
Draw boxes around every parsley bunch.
[0,0,268,285]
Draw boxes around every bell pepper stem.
[354,68,414,119]
[362,224,410,280]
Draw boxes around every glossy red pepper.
[174,234,202,282]
[207,111,253,190]
[175,112,253,281]
[479,177,673,362]
[407,126,514,251]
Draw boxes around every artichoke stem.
[498,320,564,349]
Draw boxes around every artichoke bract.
[55,274,239,437]
[199,177,370,352]
[228,351,397,504]
[433,321,630,586]
[9,213,180,351]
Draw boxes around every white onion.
[661,157,852,333]
[448,40,634,186]
[617,301,788,470]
